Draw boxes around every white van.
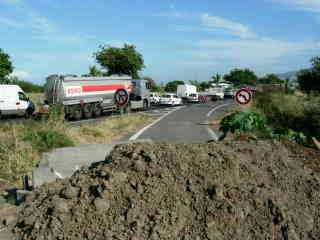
[0,85,35,118]
[177,84,199,103]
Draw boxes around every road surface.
[130,100,234,143]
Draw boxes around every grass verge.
[0,112,153,186]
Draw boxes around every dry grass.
[0,113,153,185]
[28,93,45,112]
[69,114,153,144]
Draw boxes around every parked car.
[224,88,234,98]
[160,93,182,106]
[150,92,160,104]
[177,84,199,103]
[0,85,35,118]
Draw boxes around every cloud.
[10,70,30,79]
[0,0,84,45]
[182,38,319,73]
[268,0,320,13]
[201,13,255,39]
[0,16,23,27]
[155,3,187,18]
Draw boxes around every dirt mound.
[13,141,320,240]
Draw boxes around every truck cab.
[130,80,151,110]
[0,85,35,118]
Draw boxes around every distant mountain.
[277,71,299,82]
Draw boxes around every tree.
[0,48,13,83]
[94,44,144,79]
[224,68,258,86]
[259,74,282,84]
[211,73,222,84]
[164,80,184,92]
[88,65,103,77]
[298,56,320,93]
[143,76,159,92]
[189,80,211,92]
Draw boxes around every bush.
[253,90,320,143]
[219,111,309,146]
[220,111,274,140]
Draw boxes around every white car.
[160,93,182,106]
[0,85,35,118]
[150,92,160,104]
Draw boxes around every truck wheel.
[93,104,102,117]
[83,104,93,119]
[143,100,149,110]
[72,106,82,121]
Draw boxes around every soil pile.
[13,141,320,240]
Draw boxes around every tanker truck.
[44,75,151,120]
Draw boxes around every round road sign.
[114,89,129,107]
[235,88,252,105]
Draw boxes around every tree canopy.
[164,80,184,92]
[88,65,103,77]
[94,44,144,79]
[259,74,282,84]
[224,68,258,86]
[211,73,222,84]
[298,56,320,93]
[189,80,211,92]
[0,48,13,83]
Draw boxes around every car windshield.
[162,94,172,98]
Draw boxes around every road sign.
[114,89,129,107]
[235,88,252,105]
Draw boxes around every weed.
[81,127,104,138]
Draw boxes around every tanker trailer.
[44,75,132,120]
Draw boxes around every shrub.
[219,111,274,140]
[253,90,320,145]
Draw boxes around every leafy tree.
[259,74,282,84]
[143,76,159,92]
[298,56,320,93]
[0,48,13,83]
[164,80,184,92]
[224,68,258,86]
[211,73,222,84]
[94,44,144,79]
[189,80,211,92]
[88,65,103,77]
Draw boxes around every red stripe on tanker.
[65,84,132,97]
[82,84,127,92]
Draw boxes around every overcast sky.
[0,0,319,84]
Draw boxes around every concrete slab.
[32,139,152,187]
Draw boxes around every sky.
[0,0,319,84]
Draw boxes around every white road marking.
[206,103,231,117]
[129,106,185,141]
[206,127,219,141]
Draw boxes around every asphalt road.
[130,100,234,143]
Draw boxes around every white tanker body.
[44,75,133,120]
